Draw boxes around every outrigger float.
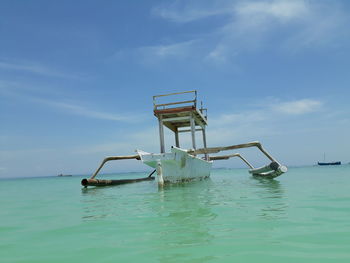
[81,91,287,187]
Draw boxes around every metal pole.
[175,128,180,147]
[190,112,196,151]
[158,115,165,153]
[202,128,208,160]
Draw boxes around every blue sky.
[1,0,350,178]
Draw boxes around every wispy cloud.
[0,82,145,123]
[207,97,324,145]
[72,127,161,155]
[235,0,308,22]
[272,99,322,115]
[138,40,199,61]
[39,100,131,121]
[153,0,308,23]
[0,60,77,78]
[212,111,267,125]
[152,0,232,23]
[31,95,148,123]
[149,0,349,64]
[212,98,323,125]
[113,39,207,65]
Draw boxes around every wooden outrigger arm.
[90,155,140,179]
[190,141,287,178]
[81,154,155,187]
[189,141,275,161]
[209,153,254,169]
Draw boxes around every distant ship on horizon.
[317,161,341,166]
[318,153,341,166]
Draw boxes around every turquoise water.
[1,166,350,262]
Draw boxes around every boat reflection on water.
[253,177,284,197]
[250,177,288,220]
[80,174,156,221]
[155,181,217,262]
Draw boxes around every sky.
[1,0,350,178]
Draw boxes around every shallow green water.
[1,166,350,262]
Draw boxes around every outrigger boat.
[81,91,287,187]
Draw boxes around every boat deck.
[154,106,207,132]
[153,91,207,132]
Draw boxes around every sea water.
[1,166,350,263]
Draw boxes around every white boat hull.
[138,147,212,184]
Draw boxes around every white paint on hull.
[137,147,212,184]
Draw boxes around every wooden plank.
[178,128,203,133]
[154,106,195,115]
[153,90,196,99]
[155,100,195,108]
[154,108,207,127]
[162,116,190,122]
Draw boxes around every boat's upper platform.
[153,91,207,132]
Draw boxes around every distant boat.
[58,174,72,177]
[317,161,341,166]
[318,153,341,166]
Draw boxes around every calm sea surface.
[1,166,350,263]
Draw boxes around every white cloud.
[0,60,77,78]
[152,0,232,23]
[153,0,310,23]
[206,97,323,146]
[42,100,129,121]
[236,0,308,22]
[211,111,267,126]
[137,40,199,61]
[284,3,349,50]
[150,0,349,63]
[211,98,323,127]
[272,99,322,115]
[0,83,144,123]
[113,40,204,65]
[31,97,147,123]
[72,127,160,155]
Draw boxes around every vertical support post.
[190,112,196,151]
[158,115,165,153]
[202,127,208,160]
[156,161,164,187]
[194,90,197,108]
[175,128,180,147]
